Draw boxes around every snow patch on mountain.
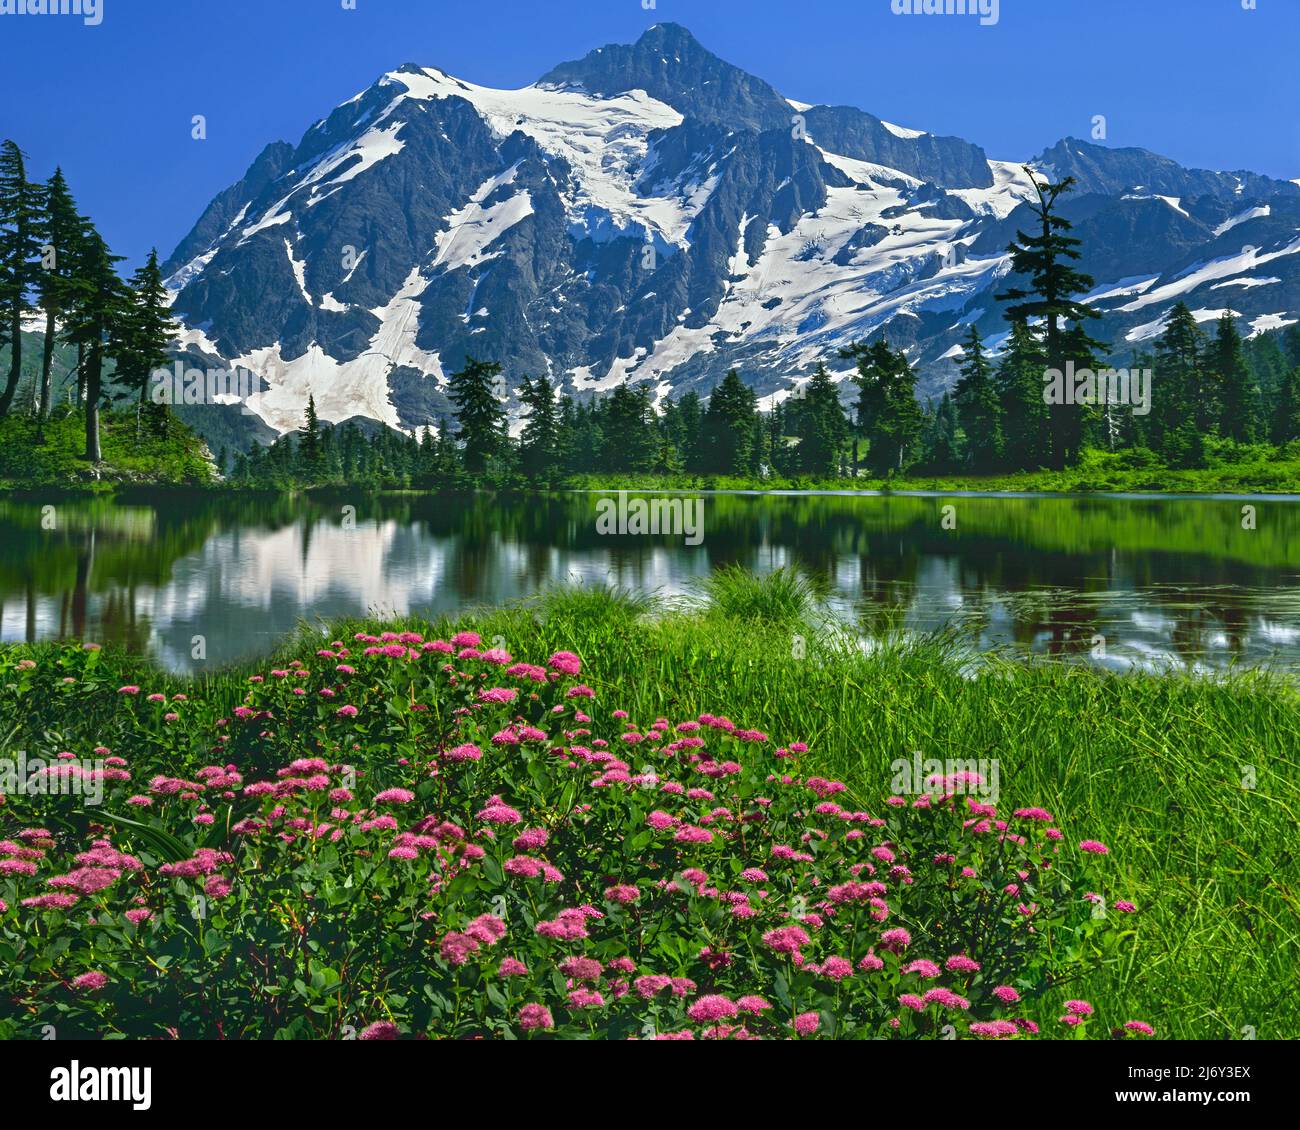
[432,165,534,273]
[1123,193,1189,218]
[949,160,1039,219]
[284,238,311,304]
[1215,204,1271,237]
[235,267,445,433]
[164,203,249,297]
[565,151,1007,395]
[1249,312,1297,336]
[387,67,697,248]
[303,121,407,206]
[1211,275,1280,290]
[1119,234,1300,313]
[881,120,926,140]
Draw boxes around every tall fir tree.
[700,369,757,475]
[995,318,1049,469]
[62,227,128,462]
[1209,312,1258,443]
[448,356,506,474]
[0,139,45,417]
[116,249,178,434]
[1272,366,1300,446]
[920,392,960,470]
[997,172,1103,468]
[842,340,923,476]
[299,393,323,476]
[35,167,89,423]
[1247,331,1290,439]
[657,396,681,470]
[795,363,848,476]
[599,381,657,473]
[675,389,705,473]
[1152,302,1206,467]
[518,373,560,481]
[1283,324,1300,371]
[560,397,602,474]
[952,324,1002,470]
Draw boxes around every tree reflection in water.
[1,491,1297,673]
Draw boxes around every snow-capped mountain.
[163,22,1300,442]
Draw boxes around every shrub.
[0,632,1146,1040]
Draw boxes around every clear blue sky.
[1,0,1295,268]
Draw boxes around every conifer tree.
[600,381,657,473]
[561,397,602,474]
[116,249,178,435]
[1209,312,1258,443]
[0,139,45,417]
[841,340,922,476]
[1283,324,1300,371]
[518,373,560,481]
[920,391,960,470]
[63,227,128,462]
[795,363,848,476]
[1272,367,1300,446]
[299,393,323,476]
[701,369,757,475]
[448,356,505,475]
[995,319,1049,470]
[1152,302,1205,466]
[675,389,705,473]
[35,167,89,423]
[952,324,1002,470]
[997,172,1103,468]
[1247,331,1290,439]
[767,402,792,476]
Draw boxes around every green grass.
[0,409,217,490]
[569,443,1300,495]
[4,580,1297,1038]
[689,564,823,625]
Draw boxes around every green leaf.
[97,810,192,863]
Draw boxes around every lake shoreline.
[5,480,1300,503]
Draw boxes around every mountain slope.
[163,23,1300,446]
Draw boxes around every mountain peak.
[636,22,707,50]
[537,23,790,133]
[1033,136,1297,201]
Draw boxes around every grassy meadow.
[1,572,1295,1039]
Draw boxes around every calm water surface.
[1,491,1298,673]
